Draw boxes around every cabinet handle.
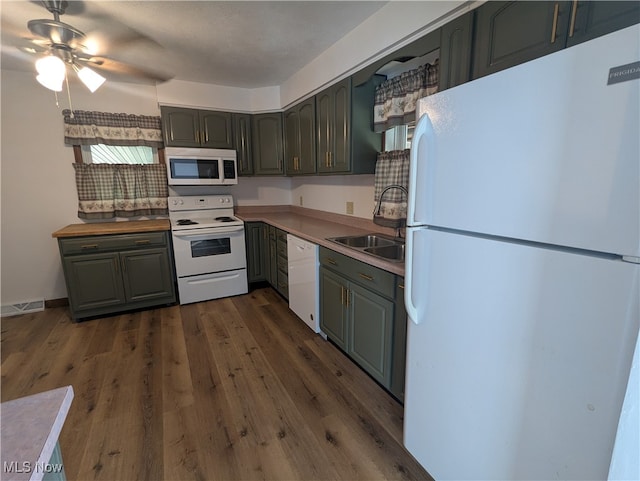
[358,272,374,282]
[195,130,200,144]
[329,151,333,167]
[325,152,330,168]
[398,283,405,290]
[203,130,209,143]
[326,257,337,265]
[550,3,559,43]
[569,0,578,37]
[81,244,98,249]
[135,239,150,245]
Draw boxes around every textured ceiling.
[1,0,387,88]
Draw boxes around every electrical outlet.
[346,201,354,215]
[299,196,303,206]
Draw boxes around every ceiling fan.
[22,0,171,92]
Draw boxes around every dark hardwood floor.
[1,287,433,481]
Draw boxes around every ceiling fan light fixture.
[35,55,66,91]
[35,54,66,77]
[36,73,64,91]
[74,65,106,93]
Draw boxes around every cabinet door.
[472,1,571,79]
[391,279,407,401]
[252,113,284,175]
[284,107,300,174]
[439,10,474,90]
[268,225,278,286]
[199,111,233,149]
[161,107,200,147]
[233,113,253,176]
[316,87,333,173]
[63,252,125,312]
[567,1,640,47]
[319,267,348,350]
[348,282,394,387]
[245,222,267,282]
[330,78,351,173]
[120,248,175,303]
[298,98,317,174]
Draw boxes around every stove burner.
[177,219,199,225]
[215,216,235,222]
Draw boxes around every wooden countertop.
[236,210,405,277]
[0,386,74,481]
[52,219,170,238]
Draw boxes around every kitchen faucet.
[373,184,408,238]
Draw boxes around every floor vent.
[1,300,45,317]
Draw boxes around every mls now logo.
[3,461,64,474]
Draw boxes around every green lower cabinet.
[58,231,176,320]
[319,247,404,398]
[245,222,268,282]
[120,249,174,303]
[319,267,349,350]
[62,252,126,313]
[42,442,67,481]
[348,283,394,387]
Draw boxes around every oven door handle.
[173,226,245,239]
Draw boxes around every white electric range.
[168,195,247,304]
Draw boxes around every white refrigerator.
[404,24,640,481]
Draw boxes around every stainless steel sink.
[330,234,395,249]
[364,243,405,262]
[327,233,405,262]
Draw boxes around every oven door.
[172,225,247,277]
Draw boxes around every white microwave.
[166,147,238,185]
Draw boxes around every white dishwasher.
[286,234,320,333]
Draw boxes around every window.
[81,144,158,164]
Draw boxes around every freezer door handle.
[407,113,435,226]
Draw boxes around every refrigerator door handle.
[404,227,422,324]
[407,112,434,226]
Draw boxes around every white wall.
[0,71,161,303]
[291,175,376,218]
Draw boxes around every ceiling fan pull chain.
[64,72,74,118]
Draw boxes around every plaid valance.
[374,61,439,133]
[63,109,164,148]
[73,164,168,219]
[374,149,410,220]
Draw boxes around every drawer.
[320,246,395,299]
[59,232,167,255]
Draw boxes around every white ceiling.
[1,0,388,88]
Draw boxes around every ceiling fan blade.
[76,56,173,84]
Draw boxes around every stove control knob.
[171,199,178,205]
[179,199,184,205]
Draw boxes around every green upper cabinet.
[439,10,475,90]
[316,78,350,173]
[316,76,381,175]
[161,106,233,148]
[284,98,317,175]
[566,1,640,47]
[472,1,571,79]
[252,112,284,175]
[472,1,640,80]
[233,113,253,176]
